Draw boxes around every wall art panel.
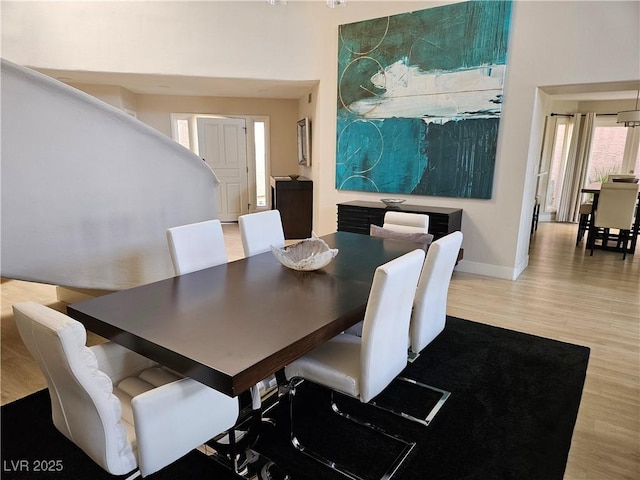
[335,0,512,199]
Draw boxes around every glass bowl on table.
[270,237,338,271]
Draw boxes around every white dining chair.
[13,302,239,479]
[166,219,227,275]
[284,249,425,480]
[409,231,463,358]
[344,231,462,427]
[590,182,640,259]
[167,217,264,451]
[238,210,286,257]
[606,174,637,182]
[385,231,463,428]
[383,211,429,234]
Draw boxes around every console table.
[337,201,462,240]
[271,176,313,239]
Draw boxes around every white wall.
[3,1,639,279]
[134,94,300,176]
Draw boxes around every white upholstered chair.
[382,211,429,234]
[284,249,425,479]
[238,210,285,257]
[167,218,263,415]
[344,231,463,427]
[590,182,639,259]
[166,219,227,275]
[409,230,464,357]
[606,174,637,182]
[13,302,238,478]
[346,231,462,354]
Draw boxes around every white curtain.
[557,112,596,222]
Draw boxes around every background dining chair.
[590,182,640,259]
[13,302,239,479]
[284,249,425,480]
[382,211,429,234]
[576,201,593,245]
[369,224,433,252]
[238,210,285,257]
[166,219,227,275]
[606,174,637,182]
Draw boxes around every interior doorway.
[537,113,639,223]
[196,117,248,222]
[171,113,271,219]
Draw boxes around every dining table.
[67,231,421,477]
[67,231,419,397]
[581,182,640,254]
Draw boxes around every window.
[175,118,191,150]
[545,120,571,213]
[539,116,574,215]
[254,121,267,207]
[586,117,638,184]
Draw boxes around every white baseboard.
[455,256,529,281]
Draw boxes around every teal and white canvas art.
[335,0,512,199]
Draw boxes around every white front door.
[197,117,249,222]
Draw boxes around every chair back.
[13,302,137,475]
[410,231,463,355]
[167,219,227,275]
[359,249,425,403]
[239,210,285,257]
[595,182,639,230]
[383,211,429,234]
[606,174,637,182]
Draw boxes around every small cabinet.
[271,176,313,239]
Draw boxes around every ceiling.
[540,80,640,101]
[36,67,319,100]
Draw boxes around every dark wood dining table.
[581,182,640,254]
[67,231,419,398]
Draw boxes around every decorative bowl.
[271,238,339,271]
[381,198,406,207]
[289,174,301,180]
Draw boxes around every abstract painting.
[335,0,512,199]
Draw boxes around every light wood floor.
[2,222,638,479]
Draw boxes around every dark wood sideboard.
[337,200,463,241]
[271,176,313,239]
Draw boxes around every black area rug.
[1,317,589,480]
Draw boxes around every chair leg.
[576,214,589,245]
[590,227,597,256]
[362,377,451,427]
[288,379,415,480]
[124,470,141,480]
[367,377,451,427]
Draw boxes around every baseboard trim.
[455,258,528,281]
